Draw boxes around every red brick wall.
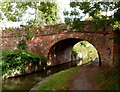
[2,22,118,66]
[26,32,114,66]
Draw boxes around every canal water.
[2,61,76,91]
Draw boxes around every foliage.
[96,67,119,90]
[16,24,37,50]
[37,65,81,90]
[1,49,47,78]
[0,1,60,50]
[16,24,36,50]
[72,41,98,64]
[0,66,1,76]
[72,49,78,56]
[17,39,27,50]
[64,1,120,30]
[114,58,120,73]
[96,55,120,90]
[38,2,59,25]
[0,1,60,26]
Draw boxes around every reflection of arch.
[47,38,100,66]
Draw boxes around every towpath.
[69,62,100,90]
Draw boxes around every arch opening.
[72,41,99,66]
[47,38,99,66]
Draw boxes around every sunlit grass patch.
[37,66,81,90]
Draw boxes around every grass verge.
[37,66,81,90]
[96,67,119,90]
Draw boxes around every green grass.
[37,66,81,90]
[96,67,119,90]
[72,41,98,64]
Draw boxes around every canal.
[2,61,76,91]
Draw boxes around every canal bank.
[2,60,78,91]
[30,65,81,91]
[30,61,96,91]
[30,62,100,91]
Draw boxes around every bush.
[1,50,47,77]
[96,67,119,90]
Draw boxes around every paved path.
[69,62,100,90]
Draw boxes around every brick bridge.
[2,21,120,66]
[25,22,120,66]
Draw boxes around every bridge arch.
[47,37,100,66]
[27,31,114,66]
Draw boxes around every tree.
[64,1,120,30]
[0,1,61,51]
[0,1,60,26]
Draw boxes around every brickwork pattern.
[1,22,119,66]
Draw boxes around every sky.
[57,0,71,22]
[0,0,115,30]
[0,0,72,30]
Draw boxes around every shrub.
[17,39,27,50]
[1,50,47,78]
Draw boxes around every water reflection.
[2,71,46,90]
[2,62,74,91]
